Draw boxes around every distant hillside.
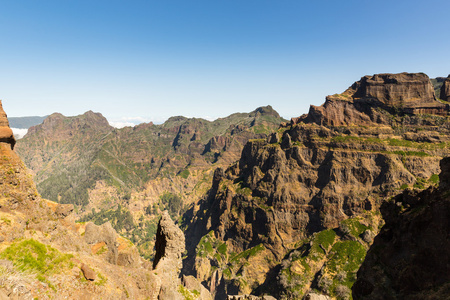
[15,106,286,259]
[9,115,48,129]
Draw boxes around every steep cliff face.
[298,73,448,127]
[183,73,450,299]
[352,157,450,300]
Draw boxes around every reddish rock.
[0,101,15,149]
[300,73,448,126]
[81,263,96,281]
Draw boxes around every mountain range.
[3,72,450,299]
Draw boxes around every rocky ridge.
[182,73,450,299]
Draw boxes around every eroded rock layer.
[298,73,448,127]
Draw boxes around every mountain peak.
[249,105,280,118]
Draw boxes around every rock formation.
[153,210,212,299]
[0,101,15,149]
[440,75,450,102]
[352,157,450,300]
[84,221,119,264]
[298,73,448,127]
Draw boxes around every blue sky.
[1,0,449,125]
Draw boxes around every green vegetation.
[178,284,200,300]
[0,239,73,285]
[324,240,366,298]
[229,243,265,264]
[95,272,108,286]
[414,177,427,189]
[159,192,183,219]
[429,173,440,185]
[339,218,369,238]
[196,231,216,258]
[79,204,134,232]
[178,168,190,179]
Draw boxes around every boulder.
[80,263,96,281]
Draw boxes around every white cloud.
[11,128,28,139]
[109,121,136,129]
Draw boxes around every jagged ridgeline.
[15,106,286,259]
[182,73,450,299]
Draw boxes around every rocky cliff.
[297,73,448,127]
[182,73,450,299]
[352,157,450,300]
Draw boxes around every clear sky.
[1,0,449,126]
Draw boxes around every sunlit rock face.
[0,101,15,149]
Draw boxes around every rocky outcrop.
[0,101,15,149]
[153,211,185,270]
[298,73,448,127]
[154,210,212,300]
[348,73,436,107]
[84,221,119,264]
[352,157,450,299]
[440,75,450,102]
[153,211,185,299]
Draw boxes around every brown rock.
[0,289,8,300]
[55,203,74,218]
[353,157,450,299]
[80,263,96,281]
[153,210,186,300]
[182,275,213,300]
[350,73,437,107]
[0,101,15,149]
[301,73,448,126]
[84,222,118,264]
[440,75,450,101]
